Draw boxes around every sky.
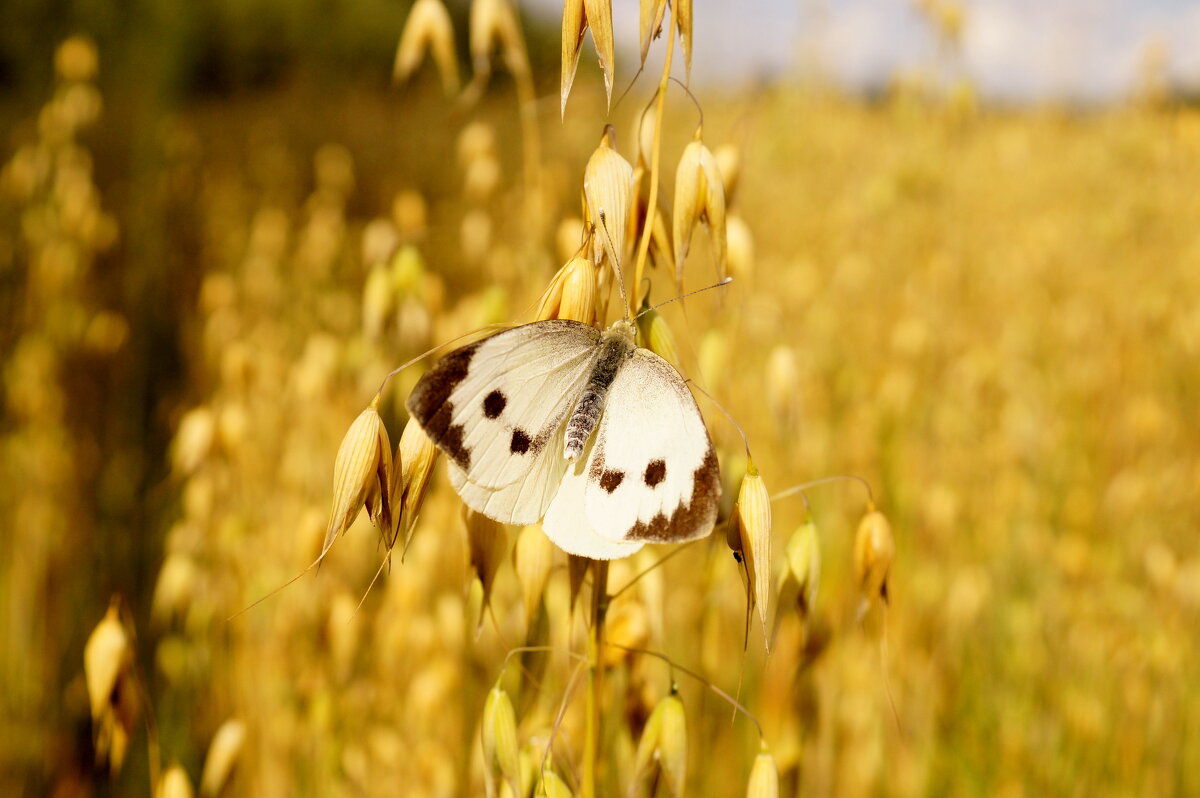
[536,0,1200,102]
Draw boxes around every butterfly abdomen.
[564,336,631,462]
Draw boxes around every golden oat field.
[2,3,1199,797]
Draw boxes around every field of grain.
[1,8,1199,797]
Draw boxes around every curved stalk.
[582,559,610,798]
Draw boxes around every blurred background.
[2,0,1198,795]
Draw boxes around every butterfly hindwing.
[407,320,601,493]
[544,347,720,553]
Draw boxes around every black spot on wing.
[483,389,506,419]
[627,449,720,543]
[510,428,532,454]
[643,459,666,487]
[405,343,478,470]
[599,469,625,493]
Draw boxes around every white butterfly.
[406,318,720,559]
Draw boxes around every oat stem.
[582,559,609,798]
[631,14,676,313]
[514,64,545,244]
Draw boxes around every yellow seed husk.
[535,768,574,798]
[561,0,586,118]
[698,328,729,394]
[854,509,896,613]
[324,400,391,556]
[583,133,634,274]
[745,747,780,798]
[735,462,773,635]
[675,0,693,82]
[633,694,687,796]
[482,686,522,793]
[172,406,215,475]
[726,214,754,281]
[560,0,614,115]
[158,765,195,798]
[394,417,438,546]
[714,143,740,203]
[467,509,508,611]
[514,524,554,628]
[558,256,599,325]
[672,135,727,284]
[638,0,668,67]
[636,303,681,369]
[151,553,197,626]
[393,0,461,95]
[469,0,530,81]
[200,719,246,797]
[84,601,130,722]
[781,520,820,616]
[464,154,502,202]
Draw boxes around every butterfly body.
[407,318,720,559]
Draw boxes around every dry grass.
[2,19,1199,798]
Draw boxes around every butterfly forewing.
[407,321,601,491]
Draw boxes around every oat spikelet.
[745,744,780,798]
[635,300,681,369]
[583,130,634,277]
[157,765,194,798]
[638,0,668,68]
[559,256,600,325]
[632,693,687,796]
[561,0,615,116]
[84,598,137,773]
[393,416,439,547]
[535,768,574,797]
[467,509,508,618]
[324,397,393,556]
[675,0,694,83]
[470,0,530,82]
[732,460,772,638]
[393,0,461,95]
[200,719,246,797]
[854,508,896,618]
[780,519,820,618]
[672,132,727,284]
[483,685,522,795]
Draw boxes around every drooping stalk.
[582,559,610,798]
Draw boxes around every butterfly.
[406,317,720,559]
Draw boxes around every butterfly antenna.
[635,277,733,321]
[688,378,751,460]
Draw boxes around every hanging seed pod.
[393,0,461,95]
[513,524,554,629]
[469,0,530,83]
[559,256,599,326]
[323,397,393,557]
[672,132,727,285]
[200,719,246,797]
[725,214,755,282]
[780,519,820,617]
[638,0,668,68]
[158,765,194,798]
[635,300,681,369]
[583,130,634,274]
[560,0,615,116]
[732,461,773,637]
[84,599,137,774]
[713,143,741,204]
[393,416,439,548]
[482,685,522,795]
[535,767,574,798]
[632,693,687,797]
[854,508,896,618]
[765,344,799,427]
[567,554,590,613]
[745,744,780,798]
[467,509,508,617]
[675,0,694,83]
